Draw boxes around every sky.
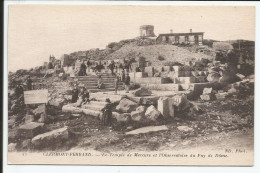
[8,5,255,72]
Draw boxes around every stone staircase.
[73,72,124,93]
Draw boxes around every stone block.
[162,66,172,72]
[25,114,35,124]
[141,83,179,91]
[132,87,152,97]
[112,112,130,123]
[200,94,212,101]
[144,66,154,77]
[157,97,174,118]
[203,88,213,94]
[126,125,169,135]
[178,77,196,84]
[130,106,146,122]
[196,76,205,83]
[135,72,144,78]
[145,105,161,121]
[116,98,138,113]
[18,122,44,138]
[215,92,229,100]
[31,126,69,148]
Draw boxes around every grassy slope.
[106,43,214,66]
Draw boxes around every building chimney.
[170,29,173,33]
[190,29,192,33]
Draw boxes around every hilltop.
[68,37,215,66]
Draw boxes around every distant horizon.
[8,5,255,72]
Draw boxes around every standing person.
[80,60,87,76]
[15,84,23,98]
[26,76,33,90]
[97,75,103,89]
[109,60,115,76]
[121,70,125,84]
[86,59,92,72]
[114,76,119,94]
[124,73,130,93]
[101,98,112,126]
[71,84,79,103]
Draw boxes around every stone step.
[80,82,123,87]
[89,87,124,93]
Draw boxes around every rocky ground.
[8,74,254,153]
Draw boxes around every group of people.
[77,58,133,77]
[78,59,92,76]
[71,85,90,105]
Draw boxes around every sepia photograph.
[6,4,255,166]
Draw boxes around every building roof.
[157,32,204,37]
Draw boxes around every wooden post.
[38,103,47,123]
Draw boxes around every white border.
[3,1,260,173]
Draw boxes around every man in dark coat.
[26,76,33,90]
[80,61,87,76]
[109,60,115,76]
[101,98,112,126]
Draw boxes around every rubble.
[200,87,215,101]
[130,106,146,122]
[207,72,221,82]
[236,73,245,80]
[172,95,191,112]
[126,125,169,135]
[112,112,130,123]
[8,143,17,152]
[17,122,44,138]
[24,114,35,124]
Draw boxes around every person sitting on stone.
[81,88,90,104]
[97,75,103,89]
[71,84,79,103]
